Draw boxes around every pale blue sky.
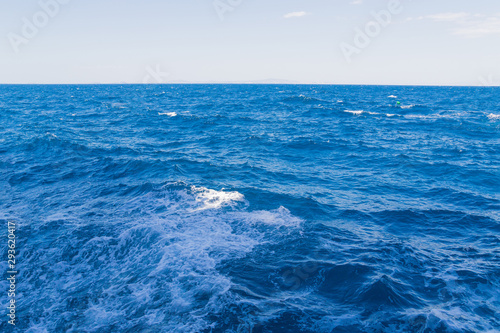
[1,0,499,85]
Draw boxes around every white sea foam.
[344,110,364,115]
[404,113,456,120]
[20,184,302,332]
[345,110,380,116]
[232,206,303,228]
[191,186,245,211]
[158,112,177,117]
[388,95,397,98]
[487,113,500,120]
[111,103,126,109]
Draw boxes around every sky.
[0,0,499,85]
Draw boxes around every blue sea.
[0,84,499,333]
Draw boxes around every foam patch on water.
[14,184,302,332]
[344,110,364,115]
[230,206,303,228]
[487,113,500,121]
[345,110,380,116]
[191,186,245,211]
[158,112,177,117]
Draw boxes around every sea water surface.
[0,84,499,332]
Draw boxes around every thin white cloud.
[426,12,470,22]
[453,16,500,37]
[284,11,309,19]
[350,0,363,5]
[408,12,500,38]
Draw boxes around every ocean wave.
[191,186,245,211]
[344,110,382,116]
[158,112,177,117]
[344,110,364,115]
[487,113,500,121]
[1,84,499,332]
[7,184,301,332]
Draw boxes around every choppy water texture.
[0,84,499,333]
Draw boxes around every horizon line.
[0,83,499,87]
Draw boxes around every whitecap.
[487,113,500,120]
[21,184,303,332]
[158,112,177,117]
[344,110,364,115]
[191,186,245,211]
[388,95,397,98]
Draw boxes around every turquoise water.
[0,84,499,332]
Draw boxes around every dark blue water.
[0,84,499,332]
